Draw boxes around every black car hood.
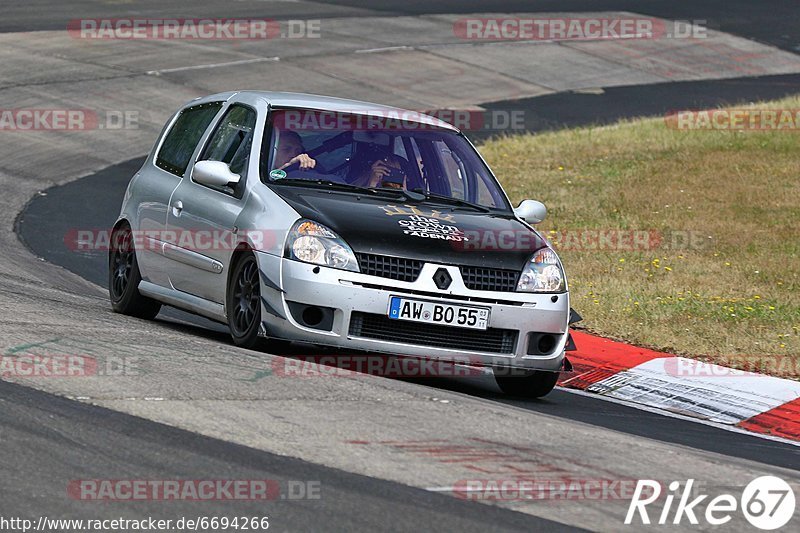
[271,186,546,270]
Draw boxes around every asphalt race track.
[2,1,800,531]
[17,157,800,471]
[0,379,573,531]
[4,1,800,53]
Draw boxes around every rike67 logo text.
[626,477,795,530]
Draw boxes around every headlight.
[516,247,566,292]
[286,220,359,272]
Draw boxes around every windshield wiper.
[410,189,491,212]
[272,178,414,200]
[366,187,425,201]
[272,178,378,194]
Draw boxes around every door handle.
[172,200,183,216]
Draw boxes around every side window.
[475,170,497,206]
[434,140,466,200]
[156,102,222,176]
[199,104,257,196]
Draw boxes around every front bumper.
[256,252,569,371]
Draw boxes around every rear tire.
[227,253,262,349]
[495,370,559,398]
[108,223,161,319]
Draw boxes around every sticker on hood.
[382,204,468,242]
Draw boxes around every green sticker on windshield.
[269,169,287,180]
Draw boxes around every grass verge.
[480,96,800,377]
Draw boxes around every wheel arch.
[226,242,256,314]
[109,218,132,259]
[111,217,131,231]
[227,241,254,278]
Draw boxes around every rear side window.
[156,102,222,176]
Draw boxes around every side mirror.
[193,160,240,187]
[514,199,547,224]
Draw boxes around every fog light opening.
[302,306,324,327]
[538,334,556,354]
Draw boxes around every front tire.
[227,253,262,349]
[108,223,161,319]
[495,370,559,398]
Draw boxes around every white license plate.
[388,296,489,330]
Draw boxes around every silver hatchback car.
[109,91,574,397]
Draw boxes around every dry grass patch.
[479,96,800,376]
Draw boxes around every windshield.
[260,109,511,211]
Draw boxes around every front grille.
[460,266,519,292]
[349,312,518,354]
[356,253,423,282]
[356,253,521,292]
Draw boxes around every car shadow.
[147,305,563,406]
